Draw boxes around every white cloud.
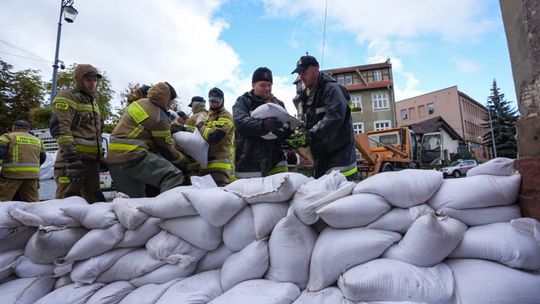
[455,57,482,73]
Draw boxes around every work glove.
[286,132,309,149]
[272,122,293,141]
[262,118,282,133]
[60,143,80,163]
[65,159,85,181]
[195,114,206,128]
[183,125,195,133]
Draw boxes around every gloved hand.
[195,114,206,128]
[60,143,80,163]
[272,122,292,141]
[183,125,195,133]
[65,159,85,181]
[262,118,282,132]
[286,132,309,149]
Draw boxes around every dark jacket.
[303,73,357,178]
[233,91,287,176]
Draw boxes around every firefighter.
[50,64,104,203]
[0,120,46,202]
[289,55,358,180]
[195,87,235,186]
[106,82,188,198]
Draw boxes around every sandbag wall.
[0,157,539,304]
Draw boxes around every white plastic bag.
[173,128,209,168]
[250,102,303,140]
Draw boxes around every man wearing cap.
[50,64,105,203]
[186,96,208,128]
[106,82,188,197]
[0,120,46,202]
[233,67,291,178]
[194,87,235,186]
[171,110,189,134]
[289,55,358,181]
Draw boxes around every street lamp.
[487,104,498,158]
[50,0,78,103]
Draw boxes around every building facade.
[321,60,397,134]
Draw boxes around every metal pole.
[50,1,64,104]
[487,106,498,158]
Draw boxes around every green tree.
[0,58,46,132]
[482,79,519,158]
[30,107,52,129]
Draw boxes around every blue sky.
[0,0,516,115]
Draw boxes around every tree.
[482,79,519,158]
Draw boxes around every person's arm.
[149,110,186,166]
[307,84,349,145]
[49,91,79,153]
[0,134,9,165]
[198,112,234,143]
[233,95,268,137]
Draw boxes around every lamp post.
[487,104,498,158]
[50,0,78,103]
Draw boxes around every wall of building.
[350,88,395,132]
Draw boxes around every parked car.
[440,159,478,178]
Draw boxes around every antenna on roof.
[321,0,328,69]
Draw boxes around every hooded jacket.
[106,82,185,165]
[0,131,45,179]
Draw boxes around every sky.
[0,0,516,117]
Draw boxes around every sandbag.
[467,157,515,177]
[183,188,245,227]
[222,206,256,252]
[265,214,317,289]
[9,197,87,227]
[449,219,540,270]
[39,151,56,180]
[224,172,311,204]
[145,230,206,265]
[209,279,300,304]
[115,217,161,248]
[0,201,25,239]
[292,171,355,225]
[0,227,35,254]
[96,249,166,283]
[317,193,391,228]
[130,263,197,287]
[24,226,87,264]
[61,202,118,229]
[71,248,135,284]
[353,169,443,208]
[437,205,521,226]
[12,255,55,277]
[220,239,269,291]
[160,216,222,251]
[156,270,223,304]
[64,223,125,262]
[54,275,73,289]
[86,281,135,304]
[251,201,289,238]
[118,278,181,304]
[111,197,151,230]
[308,227,401,291]
[0,276,55,304]
[292,287,354,304]
[34,282,105,304]
[367,204,433,233]
[428,174,521,210]
[173,128,209,168]
[0,250,22,280]
[196,244,234,273]
[250,102,303,140]
[137,187,198,219]
[383,213,466,267]
[338,259,454,303]
[447,259,540,304]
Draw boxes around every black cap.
[252,67,273,83]
[176,111,188,119]
[13,119,31,129]
[165,82,177,100]
[291,55,319,74]
[188,96,205,107]
[208,87,224,101]
[83,71,103,79]
[140,85,151,97]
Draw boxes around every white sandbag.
[250,102,303,140]
[251,201,289,238]
[9,196,87,227]
[54,275,73,289]
[224,172,311,204]
[0,250,23,280]
[112,197,151,230]
[467,157,515,177]
[0,201,25,239]
[0,227,35,254]
[71,248,135,284]
[383,213,467,267]
[12,255,55,277]
[367,204,433,233]
[317,193,391,228]
[0,276,55,304]
[146,230,206,265]
[86,281,135,304]
[223,206,256,252]
[209,279,300,304]
[428,174,521,210]
[190,174,219,188]
[308,227,401,291]
[64,223,125,262]
[118,278,181,304]
[96,249,166,283]
[196,244,234,273]
[173,128,209,168]
[338,259,454,303]
[160,216,222,251]
[449,219,540,270]
[437,205,521,226]
[34,282,105,304]
[156,270,223,304]
[265,214,317,289]
[353,169,443,208]
[130,262,197,287]
[24,227,87,264]
[115,217,161,248]
[293,287,354,304]
[447,259,540,304]
[61,202,118,229]
[39,151,56,180]
[183,188,245,227]
[137,187,198,219]
[292,171,355,225]
[220,239,269,291]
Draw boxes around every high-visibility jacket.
[106,82,185,166]
[0,131,44,179]
[197,107,235,175]
[186,105,208,127]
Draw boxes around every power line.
[0,39,51,63]
[321,0,328,69]
[0,50,52,64]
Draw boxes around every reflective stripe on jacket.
[197,107,235,176]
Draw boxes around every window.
[418,105,426,117]
[427,103,435,115]
[351,96,362,111]
[374,70,382,82]
[337,75,345,86]
[372,93,389,110]
[374,120,391,131]
[401,109,408,120]
[345,74,353,85]
[409,107,416,119]
[353,122,364,134]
